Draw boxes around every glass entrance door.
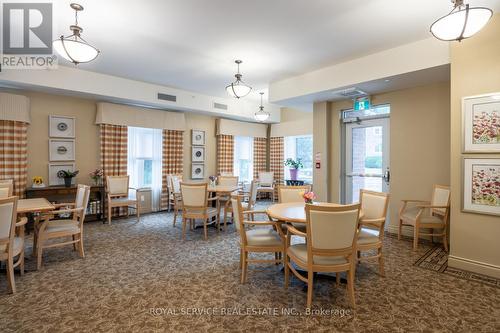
[344,117,390,204]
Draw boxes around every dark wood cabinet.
[25,185,106,223]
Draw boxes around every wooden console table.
[25,185,106,223]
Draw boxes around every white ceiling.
[52,0,500,101]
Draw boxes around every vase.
[289,168,299,180]
[64,177,72,187]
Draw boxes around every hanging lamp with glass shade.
[53,3,100,65]
[430,0,493,42]
[226,60,252,98]
[254,92,270,122]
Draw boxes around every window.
[284,135,313,183]
[233,136,253,183]
[128,127,163,211]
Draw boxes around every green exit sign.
[354,97,371,111]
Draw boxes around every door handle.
[383,169,390,183]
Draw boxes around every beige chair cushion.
[45,220,80,234]
[357,229,380,245]
[184,207,218,217]
[0,236,23,256]
[288,244,348,266]
[246,228,282,247]
[401,207,444,225]
[400,207,422,221]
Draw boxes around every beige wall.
[449,14,500,278]
[271,107,313,137]
[316,81,450,231]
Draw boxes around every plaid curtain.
[100,124,128,216]
[217,134,234,175]
[253,137,267,180]
[270,137,284,183]
[0,121,28,197]
[160,130,184,210]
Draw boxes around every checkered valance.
[0,121,28,197]
[217,134,234,175]
[161,130,184,210]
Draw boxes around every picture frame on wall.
[192,129,205,146]
[192,146,205,163]
[462,158,500,216]
[191,164,205,179]
[462,93,500,153]
[49,139,75,161]
[49,115,76,138]
[49,162,76,186]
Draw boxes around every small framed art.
[191,164,205,180]
[49,115,76,138]
[462,93,500,153]
[49,139,75,161]
[462,158,500,216]
[192,146,205,163]
[49,163,76,186]
[192,129,205,146]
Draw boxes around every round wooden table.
[266,202,306,223]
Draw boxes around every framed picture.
[462,93,500,153]
[192,129,205,146]
[49,162,76,186]
[192,146,205,163]
[191,164,205,179]
[49,139,75,161]
[462,158,500,216]
[49,115,76,138]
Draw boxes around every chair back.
[431,185,451,217]
[106,176,130,196]
[0,197,17,257]
[248,181,259,207]
[0,182,13,198]
[231,195,247,245]
[218,176,238,187]
[180,182,208,208]
[168,174,182,194]
[259,172,274,187]
[305,203,360,254]
[74,184,91,224]
[359,189,389,234]
[278,185,311,203]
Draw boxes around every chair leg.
[378,248,385,277]
[284,253,289,289]
[241,251,248,284]
[6,256,16,294]
[239,249,243,270]
[173,208,177,227]
[413,227,419,250]
[107,205,112,225]
[443,229,449,252]
[204,219,208,240]
[398,219,402,240]
[19,249,25,276]
[347,268,356,308]
[306,272,314,308]
[37,243,43,270]
[78,234,85,258]
[274,252,279,265]
[182,217,187,240]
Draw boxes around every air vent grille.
[157,93,177,102]
[213,102,228,110]
[331,87,367,98]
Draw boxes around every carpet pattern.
[1,202,499,332]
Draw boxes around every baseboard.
[448,255,500,279]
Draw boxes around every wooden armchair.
[180,182,220,240]
[168,174,183,226]
[277,185,312,203]
[34,185,90,269]
[399,184,451,251]
[0,196,26,293]
[284,203,360,308]
[257,172,275,201]
[231,195,283,284]
[106,176,140,225]
[223,180,259,230]
[357,190,390,276]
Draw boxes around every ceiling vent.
[157,93,177,102]
[213,102,228,110]
[331,87,367,98]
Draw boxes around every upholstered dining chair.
[34,184,90,269]
[277,185,312,203]
[231,195,284,284]
[224,180,259,228]
[168,174,183,226]
[0,196,26,293]
[0,182,13,198]
[105,175,140,225]
[217,176,239,227]
[356,190,390,276]
[285,203,360,308]
[257,171,275,201]
[399,184,451,251]
[180,182,220,240]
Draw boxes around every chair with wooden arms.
[277,185,312,203]
[180,182,220,240]
[217,176,239,229]
[357,190,390,276]
[257,172,275,201]
[34,184,90,270]
[168,174,183,226]
[399,184,451,251]
[0,196,26,293]
[285,203,360,308]
[231,195,284,283]
[105,176,140,225]
[224,180,259,229]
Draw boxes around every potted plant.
[58,170,79,188]
[284,158,303,181]
[89,168,104,186]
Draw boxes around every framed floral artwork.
[49,115,76,138]
[462,93,500,153]
[462,158,500,216]
[191,164,204,179]
[192,130,205,146]
[192,146,205,163]
[49,139,75,161]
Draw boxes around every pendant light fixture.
[226,60,252,98]
[254,92,270,122]
[430,0,493,42]
[53,3,100,65]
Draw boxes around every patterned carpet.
[1,202,499,332]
